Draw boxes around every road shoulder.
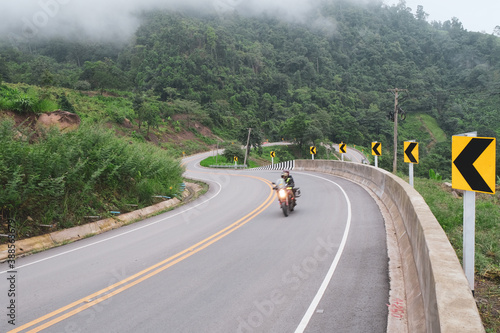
[0,181,205,261]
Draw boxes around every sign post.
[452,132,496,293]
[404,141,419,187]
[463,189,476,293]
[339,143,346,161]
[216,141,219,164]
[270,151,276,165]
[234,156,238,169]
[310,146,317,160]
[371,142,381,168]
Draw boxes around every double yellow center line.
[11,175,275,332]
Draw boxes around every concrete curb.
[0,182,201,260]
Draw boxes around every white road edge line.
[0,181,223,274]
[293,171,352,333]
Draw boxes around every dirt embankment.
[2,110,80,129]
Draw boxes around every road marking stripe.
[293,172,352,333]
[0,180,224,275]
[9,175,275,333]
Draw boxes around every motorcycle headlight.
[278,189,286,199]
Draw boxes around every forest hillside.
[1,0,499,177]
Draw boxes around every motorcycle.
[272,178,298,217]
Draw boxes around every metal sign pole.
[409,163,414,187]
[459,131,477,293]
[463,190,476,293]
[272,157,274,165]
[375,155,378,168]
[312,154,314,161]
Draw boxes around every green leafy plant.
[13,95,35,113]
[429,169,442,181]
[34,98,59,113]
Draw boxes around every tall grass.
[0,118,184,239]
[414,177,500,277]
[417,114,447,143]
[414,178,500,332]
[0,84,60,113]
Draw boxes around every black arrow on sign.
[405,143,418,163]
[453,138,494,193]
[340,144,346,153]
[373,143,381,156]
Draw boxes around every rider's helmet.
[281,170,289,179]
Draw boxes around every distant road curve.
[330,143,368,164]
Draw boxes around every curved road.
[330,144,368,164]
[1,152,389,333]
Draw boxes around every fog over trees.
[1,0,499,178]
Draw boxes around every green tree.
[223,144,245,163]
[280,113,308,148]
[0,55,9,82]
[59,94,75,112]
[206,26,218,59]
[80,59,130,93]
[141,101,159,137]
[133,93,145,130]
[415,5,429,21]
[134,92,160,136]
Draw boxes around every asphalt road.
[330,144,368,164]
[1,152,389,333]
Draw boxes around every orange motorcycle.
[273,178,297,217]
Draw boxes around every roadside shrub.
[275,146,295,162]
[0,85,17,110]
[59,94,75,112]
[223,144,245,162]
[74,80,91,91]
[34,98,59,113]
[12,95,35,113]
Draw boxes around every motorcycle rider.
[281,170,294,187]
[281,170,297,206]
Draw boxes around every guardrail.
[294,159,484,333]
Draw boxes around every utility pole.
[388,88,407,173]
[243,128,252,167]
[215,141,219,164]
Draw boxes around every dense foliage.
[1,0,499,180]
[0,118,183,238]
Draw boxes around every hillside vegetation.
[1,0,499,179]
[0,76,236,239]
[0,114,184,239]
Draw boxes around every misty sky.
[0,0,321,41]
[0,0,498,43]
[385,0,500,33]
